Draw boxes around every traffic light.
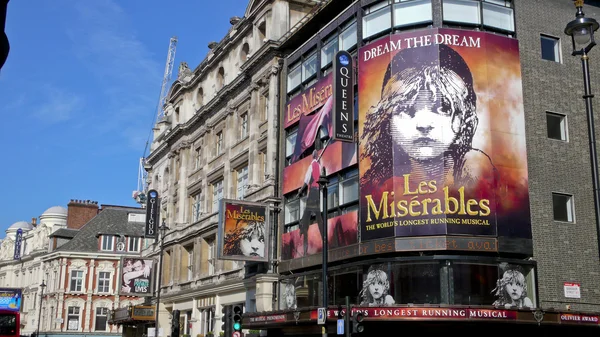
[171,309,181,337]
[221,306,231,337]
[232,305,243,332]
[352,311,364,333]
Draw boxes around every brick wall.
[67,199,99,229]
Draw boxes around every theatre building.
[244,0,600,335]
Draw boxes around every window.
[546,112,567,141]
[128,237,140,252]
[259,151,267,182]
[302,51,318,83]
[541,35,561,62]
[101,235,113,251]
[216,131,224,155]
[363,1,392,39]
[285,128,298,165]
[442,0,514,33]
[287,62,302,93]
[236,166,249,200]
[95,307,108,331]
[284,195,304,233]
[196,88,204,108]
[553,193,574,222]
[240,113,248,139]
[212,179,224,213]
[195,147,202,170]
[185,245,194,281]
[339,20,357,51]
[200,307,215,335]
[207,237,216,275]
[191,193,203,222]
[217,67,225,89]
[321,35,339,69]
[97,272,110,293]
[67,306,80,331]
[326,169,359,218]
[393,0,432,28]
[70,270,83,292]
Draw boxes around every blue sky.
[0,0,248,232]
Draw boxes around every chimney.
[66,199,99,229]
[31,217,37,227]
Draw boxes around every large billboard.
[218,199,270,262]
[0,288,21,311]
[120,257,154,296]
[358,28,531,242]
[281,73,358,261]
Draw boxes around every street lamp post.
[36,280,46,337]
[565,0,600,258]
[317,167,329,337]
[154,221,170,337]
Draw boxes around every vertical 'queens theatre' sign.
[145,189,159,239]
[333,50,354,142]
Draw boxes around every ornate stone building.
[142,0,317,336]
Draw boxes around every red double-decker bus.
[0,310,19,337]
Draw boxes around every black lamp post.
[154,221,170,336]
[565,0,600,258]
[317,167,329,337]
[36,280,46,337]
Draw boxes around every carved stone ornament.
[534,310,544,325]
[249,82,260,92]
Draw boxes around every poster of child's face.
[279,281,297,310]
[219,200,269,262]
[492,265,534,309]
[359,265,396,306]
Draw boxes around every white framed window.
[443,0,481,25]
[363,1,392,39]
[212,179,224,213]
[393,0,432,28]
[287,62,302,93]
[216,131,224,155]
[191,193,203,222]
[321,35,338,69]
[482,0,514,31]
[236,166,249,200]
[240,113,248,139]
[101,235,114,251]
[97,272,110,293]
[185,245,194,281]
[207,238,216,275]
[70,270,84,292]
[340,169,359,205]
[339,20,357,51]
[285,129,298,159]
[302,51,318,82]
[541,34,561,62]
[546,112,568,141]
[95,307,108,331]
[553,193,574,223]
[200,307,215,335]
[128,237,140,252]
[67,306,80,330]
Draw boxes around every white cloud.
[34,86,84,123]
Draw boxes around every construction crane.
[133,36,178,207]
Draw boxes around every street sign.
[317,307,326,325]
[232,332,241,337]
[337,319,344,335]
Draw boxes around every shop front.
[109,305,155,337]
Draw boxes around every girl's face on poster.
[389,74,464,161]
[240,229,265,257]
[368,274,387,300]
[506,281,524,301]
[286,290,295,308]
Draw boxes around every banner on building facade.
[218,199,270,262]
[0,288,21,311]
[358,28,531,243]
[145,189,160,239]
[13,228,22,260]
[119,257,154,296]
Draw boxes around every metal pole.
[581,51,600,260]
[319,167,329,337]
[344,296,350,337]
[154,223,166,336]
[36,282,45,337]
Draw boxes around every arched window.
[196,87,204,107]
[241,43,250,63]
[217,67,225,89]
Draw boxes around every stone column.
[266,63,281,184]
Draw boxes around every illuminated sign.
[145,189,159,239]
[332,50,354,142]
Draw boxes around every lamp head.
[565,0,600,55]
